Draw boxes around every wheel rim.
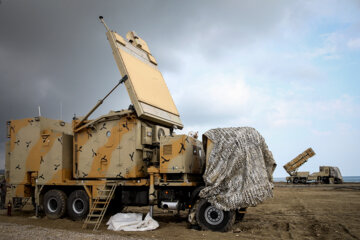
[204,205,224,225]
[72,198,85,214]
[47,197,58,213]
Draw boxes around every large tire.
[43,189,67,219]
[67,190,89,221]
[195,199,235,232]
[293,178,299,184]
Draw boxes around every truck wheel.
[196,199,235,232]
[301,178,306,184]
[293,178,299,184]
[67,190,89,221]
[43,189,67,219]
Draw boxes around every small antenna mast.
[38,106,41,117]
[74,74,128,131]
[99,16,111,32]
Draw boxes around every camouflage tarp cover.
[199,127,277,211]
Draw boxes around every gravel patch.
[0,222,149,240]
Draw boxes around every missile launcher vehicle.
[284,148,342,184]
[4,16,277,232]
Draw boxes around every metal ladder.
[82,183,117,231]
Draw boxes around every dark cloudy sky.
[1,0,360,177]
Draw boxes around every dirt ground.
[0,183,359,240]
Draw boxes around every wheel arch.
[39,185,87,206]
[189,186,205,207]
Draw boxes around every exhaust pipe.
[160,201,179,210]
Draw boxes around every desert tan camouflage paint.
[6,117,72,197]
[160,135,204,174]
[73,111,147,179]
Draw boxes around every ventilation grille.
[163,145,172,155]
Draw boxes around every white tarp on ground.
[200,127,277,211]
[107,212,159,231]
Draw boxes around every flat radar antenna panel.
[99,16,183,129]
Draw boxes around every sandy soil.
[0,183,359,240]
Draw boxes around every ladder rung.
[92,207,105,211]
[95,201,108,204]
[85,220,99,224]
[88,214,101,217]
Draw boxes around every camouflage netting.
[199,127,277,211]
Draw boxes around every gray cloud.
[1,0,359,174]
[0,0,295,167]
